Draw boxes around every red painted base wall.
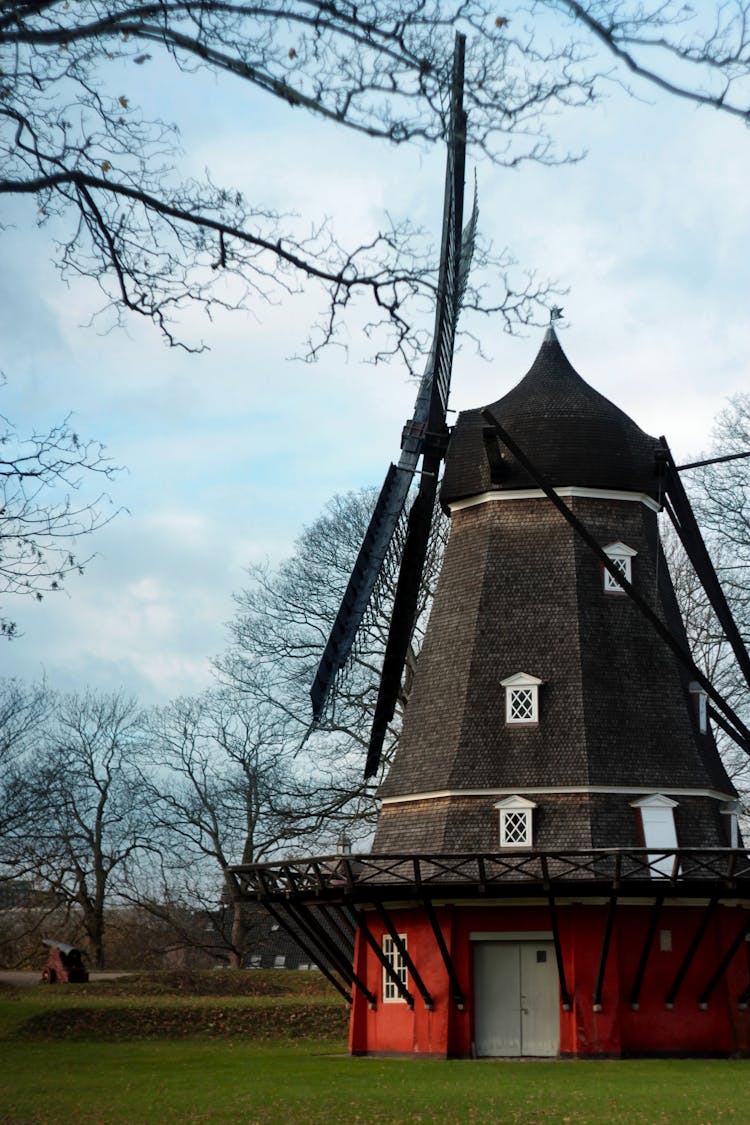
[348,902,750,1058]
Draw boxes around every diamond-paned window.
[382,934,408,1002]
[509,687,535,722]
[496,795,537,848]
[503,810,531,845]
[603,541,637,593]
[501,673,543,724]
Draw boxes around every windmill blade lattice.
[659,438,750,698]
[310,33,475,779]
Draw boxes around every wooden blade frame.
[310,32,472,760]
[365,34,469,778]
[659,437,750,696]
[482,409,750,758]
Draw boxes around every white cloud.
[3,44,749,706]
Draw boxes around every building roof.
[441,327,662,507]
[375,328,735,853]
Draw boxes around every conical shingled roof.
[441,327,662,507]
[374,328,735,854]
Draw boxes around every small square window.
[496,796,536,848]
[604,555,631,590]
[603,541,637,593]
[501,673,543,725]
[500,807,532,847]
[509,687,535,722]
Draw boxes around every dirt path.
[0,970,131,988]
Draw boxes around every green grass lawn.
[2,973,750,1123]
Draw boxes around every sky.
[2,19,750,707]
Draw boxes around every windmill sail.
[659,439,750,697]
[480,406,750,759]
[311,32,475,747]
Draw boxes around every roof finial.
[545,305,564,342]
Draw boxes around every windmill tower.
[374,324,737,861]
[342,325,750,1059]
[235,35,750,1059]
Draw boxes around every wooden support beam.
[331,903,357,940]
[283,900,353,984]
[318,903,356,954]
[422,898,465,1009]
[356,909,415,1009]
[698,912,750,1008]
[593,893,618,1011]
[629,895,664,1010]
[289,900,376,1008]
[262,901,351,1005]
[665,897,718,1008]
[374,901,435,1010]
[547,891,572,1010]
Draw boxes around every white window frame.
[630,794,678,878]
[603,541,638,593]
[501,672,543,725]
[495,795,537,848]
[689,681,709,734]
[382,933,408,1003]
[721,800,740,848]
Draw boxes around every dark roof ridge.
[441,328,662,505]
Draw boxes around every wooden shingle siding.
[375,329,736,856]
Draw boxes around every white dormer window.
[501,672,543,725]
[603,541,638,592]
[495,795,537,848]
[689,681,709,734]
[630,794,678,877]
[721,801,740,848]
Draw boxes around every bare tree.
[135,690,327,967]
[665,396,750,800]
[216,487,447,822]
[18,691,151,968]
[0,678,50,875]
[3,3,748,353]
[1,396,120,637]
[543,1,750,121]
[0,2,584,355]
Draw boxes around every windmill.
[310,31,477,779]
[237,32,750,1063]
[310,29,750,789]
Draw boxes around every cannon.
[40,939,89,984]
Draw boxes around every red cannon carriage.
[40,939,89,984]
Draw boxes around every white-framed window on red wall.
[382,933,408,1002]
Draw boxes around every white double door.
[474,940,560,1057]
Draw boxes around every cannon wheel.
[41,968,57,984]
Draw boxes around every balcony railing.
[232,847,750,903]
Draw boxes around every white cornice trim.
[380,785,736,805]
[449,486,661,514]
